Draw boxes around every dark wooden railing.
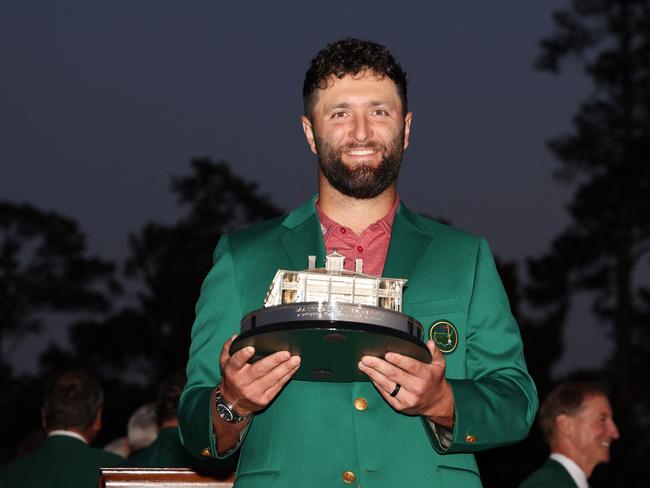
[99,467,235,487]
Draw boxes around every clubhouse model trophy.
[230,252,430,381]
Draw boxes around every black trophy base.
[230,302,430,382]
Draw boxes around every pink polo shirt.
[316,196,400,277]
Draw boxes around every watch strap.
[215,386,249,423]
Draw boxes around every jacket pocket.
[404,298,468,378]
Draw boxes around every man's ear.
[556,413,574,437]
[403,112,413,151]
[301,116,318,155]
[93,407,103,432]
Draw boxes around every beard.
[315,128,405,199]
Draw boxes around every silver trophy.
[230,252,430,381]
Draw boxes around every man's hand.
[358,340,455,428]
[219,335,301,416]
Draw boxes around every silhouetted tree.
[527,0,650,484]
[0,201,119,459]
[0,201,119,375]
[125,158,283,377]
[34,158,283,450]
[44,158,283,383]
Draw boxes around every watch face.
[217,403,234,422]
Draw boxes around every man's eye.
[373,109,389,116]
[331,112,348,119]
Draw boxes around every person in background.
[128,370,237,473]
[103,401,159,458]
[0,370,123,488]
[519,381,620,488]
[126,402,159,455]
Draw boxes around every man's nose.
[351,116,371,142]
[609,420,620,439]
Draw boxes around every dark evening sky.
[1,1,610,375]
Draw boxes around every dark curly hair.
[43,370,104,430]
[302,38,408,118]
[538,381,609,444]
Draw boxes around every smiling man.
[519,381,620,488]
[179,38,537,487]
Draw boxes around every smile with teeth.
[347,148,378,156]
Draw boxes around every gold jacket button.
[354,397,368,411]
[342,471,356,484]
[464,434,478,444]
[200,447,211,457]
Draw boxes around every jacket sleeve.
[178,234,244,459]
[431,238,538,454]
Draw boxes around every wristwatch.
[214,386,249,423]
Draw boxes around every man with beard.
[179,38,537,488]
[519,381,619,488]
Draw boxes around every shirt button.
[356,245,363,252]
[340,228,347,234]
[200,447,211,457]
[464,434,478,444]
[354,397,368,411]
[342,471,356,484]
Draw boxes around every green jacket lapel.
[279,196,326,270]
[383,203,433,282]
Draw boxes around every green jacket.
[0,434,123,488]
[519,459,578,488]
[126,426,237,470]
[179,198,538,487]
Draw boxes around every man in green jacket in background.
[128,369,237,473]
[519,381,619,488]
[0,370,123,488]
[179,38,538,487]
